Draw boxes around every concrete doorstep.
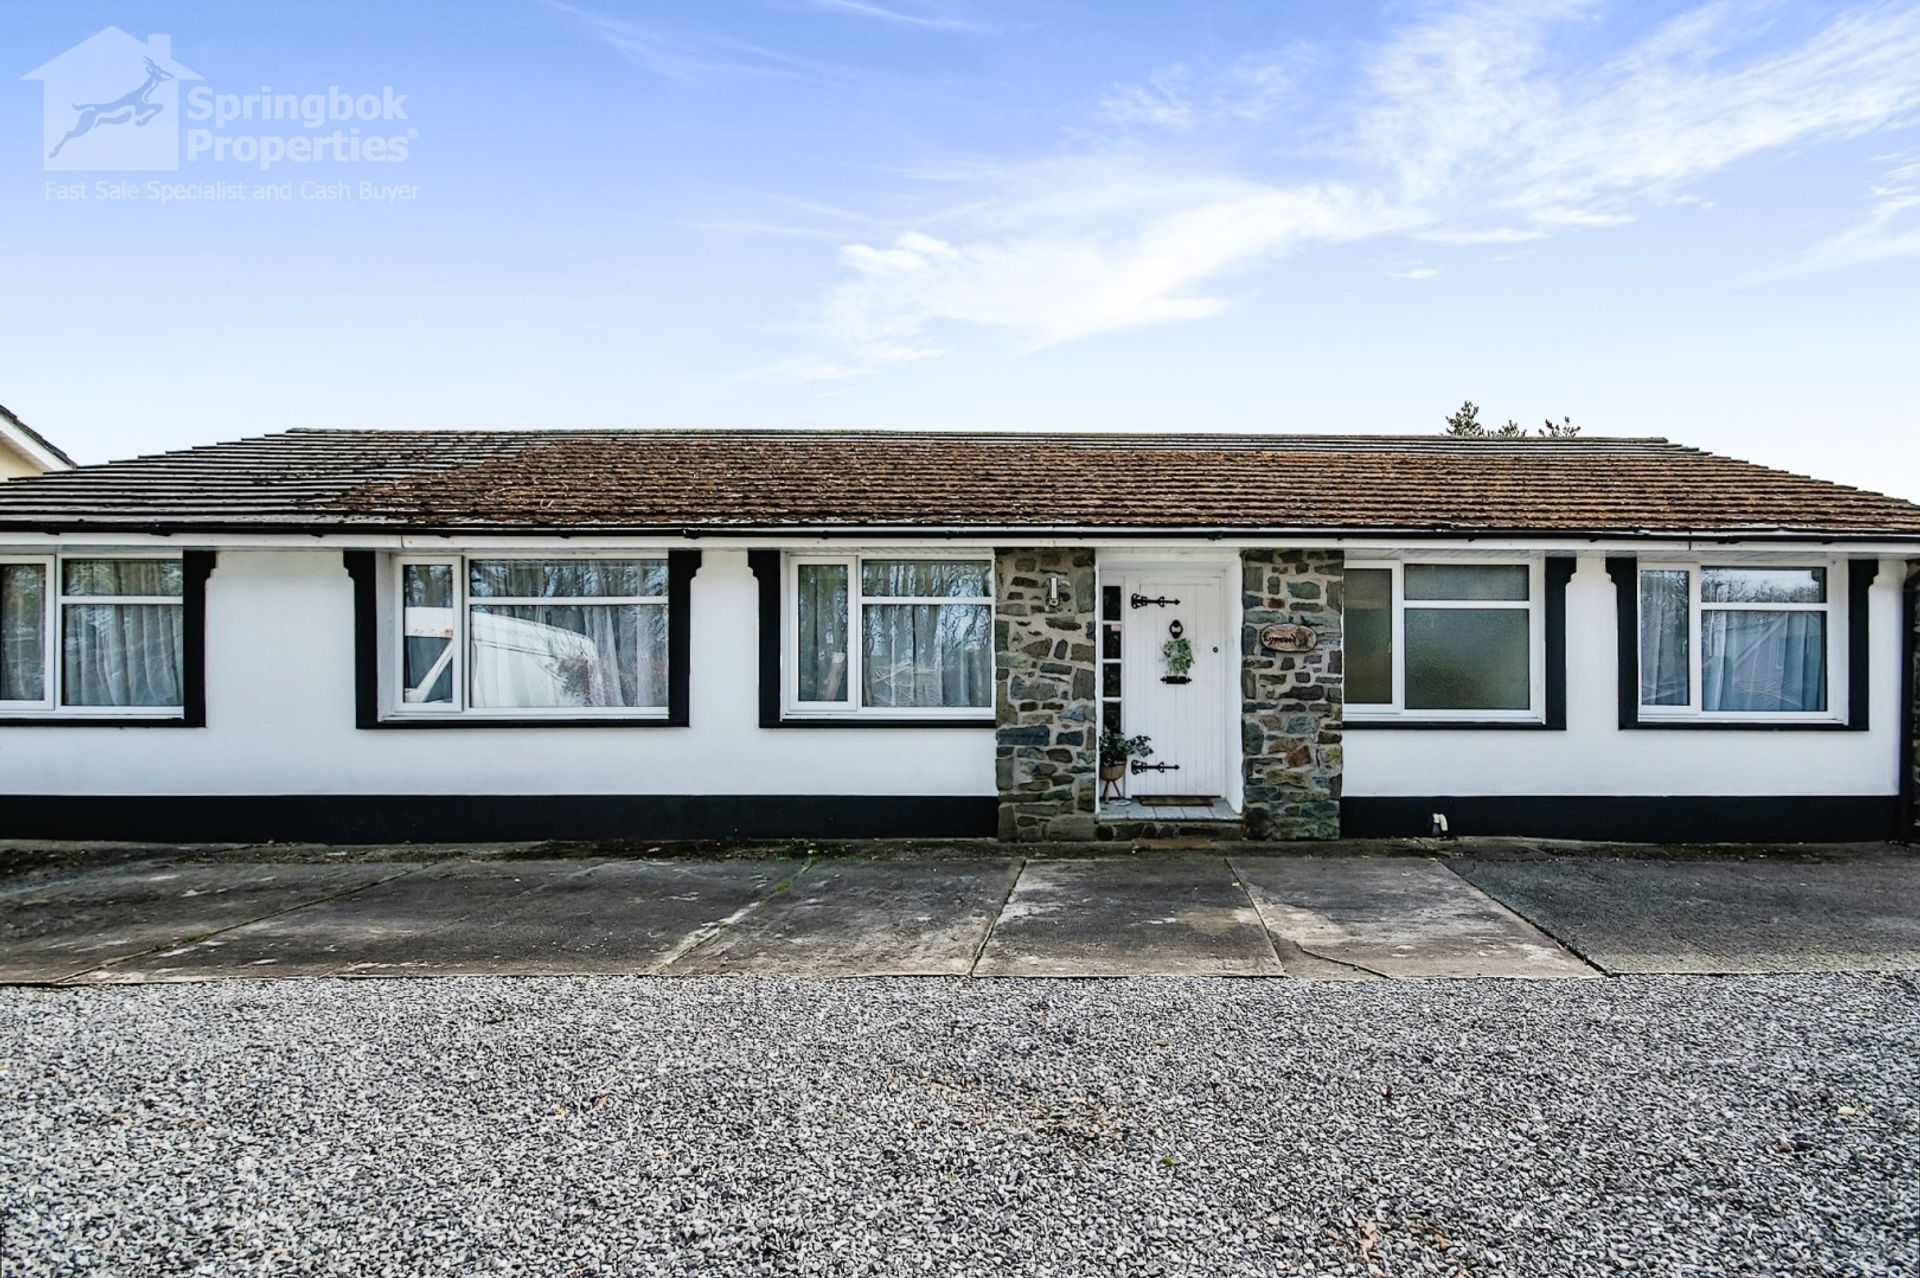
[2,845,1915,984]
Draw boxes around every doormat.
[1137,795,1219,807]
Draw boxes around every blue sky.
[5,1,1919,499]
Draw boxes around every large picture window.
[1346,560,1543,721]
[392,555,670,718]
[1638,564,1838,719]
[0,555,185,717]
[785,554,991,719]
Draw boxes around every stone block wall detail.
[995,548,1098,841]
[1241,549,1344,840]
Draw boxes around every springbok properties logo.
[24,29,198,170]
[23,27,417,200]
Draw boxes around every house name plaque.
[1258,623,1318,653]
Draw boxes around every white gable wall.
[0,441,42,481]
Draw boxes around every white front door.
[1118,572,1227,799]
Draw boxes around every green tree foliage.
[1443,401,1582,438]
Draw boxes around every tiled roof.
[0,428,1915,539]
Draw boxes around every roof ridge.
[271,426,1681,446]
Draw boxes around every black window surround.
[748,549,994,728]
[0,549,212,728]
[1606,555,1875,731]
[1344,556,1572,731]
[344,549,697,729]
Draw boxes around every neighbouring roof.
[0,404,76,472]
[0,428,1915,540]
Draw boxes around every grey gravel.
[1,975,1915,1277]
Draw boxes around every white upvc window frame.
[1344,558,1546,724]
[782,551,994,721]
[0,551,186,719]
[387,550,672,721]
[1636,559,1844,724]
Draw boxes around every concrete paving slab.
[1454,855,1920,974]
[98,859,792,981]
[343,859,794,977]
[0,863,411,982]
[90,860,550,981]
[973,855,1281,977]
[1231,856,1595,980]
[669,858,1018,976]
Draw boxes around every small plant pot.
[1099,764,1126,782]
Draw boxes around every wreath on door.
[1162,621,1193,684]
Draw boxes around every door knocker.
[1162,620,1193,685]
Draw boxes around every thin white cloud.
[1418,226,1549,244]
[1778,153,1920,273]
[1099,66,1199,131]
[776,0,976,31]
[1353,0,1920,229]
[800,0,1920,375]
[823,181,1406,352]
[1097,52,1310,132]
[544,0,845,82]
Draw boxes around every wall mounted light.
[1047,575,1064,606]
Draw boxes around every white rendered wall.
[0,549,993,797]
[1343,555,1905,797]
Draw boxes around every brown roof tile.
[0,428,1915,539]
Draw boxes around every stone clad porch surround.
[993,546,1347,843]
[1241,549,1345,840]
[994,549,1098,841]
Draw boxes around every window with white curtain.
[392,555,669,718]
[1638,564,1838,719]
[786,554,991,718]
[0,555,184,716]
[1345,560,1543,721]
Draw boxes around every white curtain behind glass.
[1638,571,1690,706]
[1,564,45,701]
[60,559,183,708]
[796,563,848,702]
[862,603,990,708]
[1702,612,1825,712]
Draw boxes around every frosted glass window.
[1345,568,1392,705]
[1405,609,1530,711]
[1404,563,1529,601]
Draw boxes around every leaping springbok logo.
[48,56,173,159]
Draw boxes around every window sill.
[1345,718,1555,731]
[0,716,195,728]
[1623,718,1862,732]
[771,716,995,729]
[371,715,682,729]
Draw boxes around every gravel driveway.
[2,975,1915,1276]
